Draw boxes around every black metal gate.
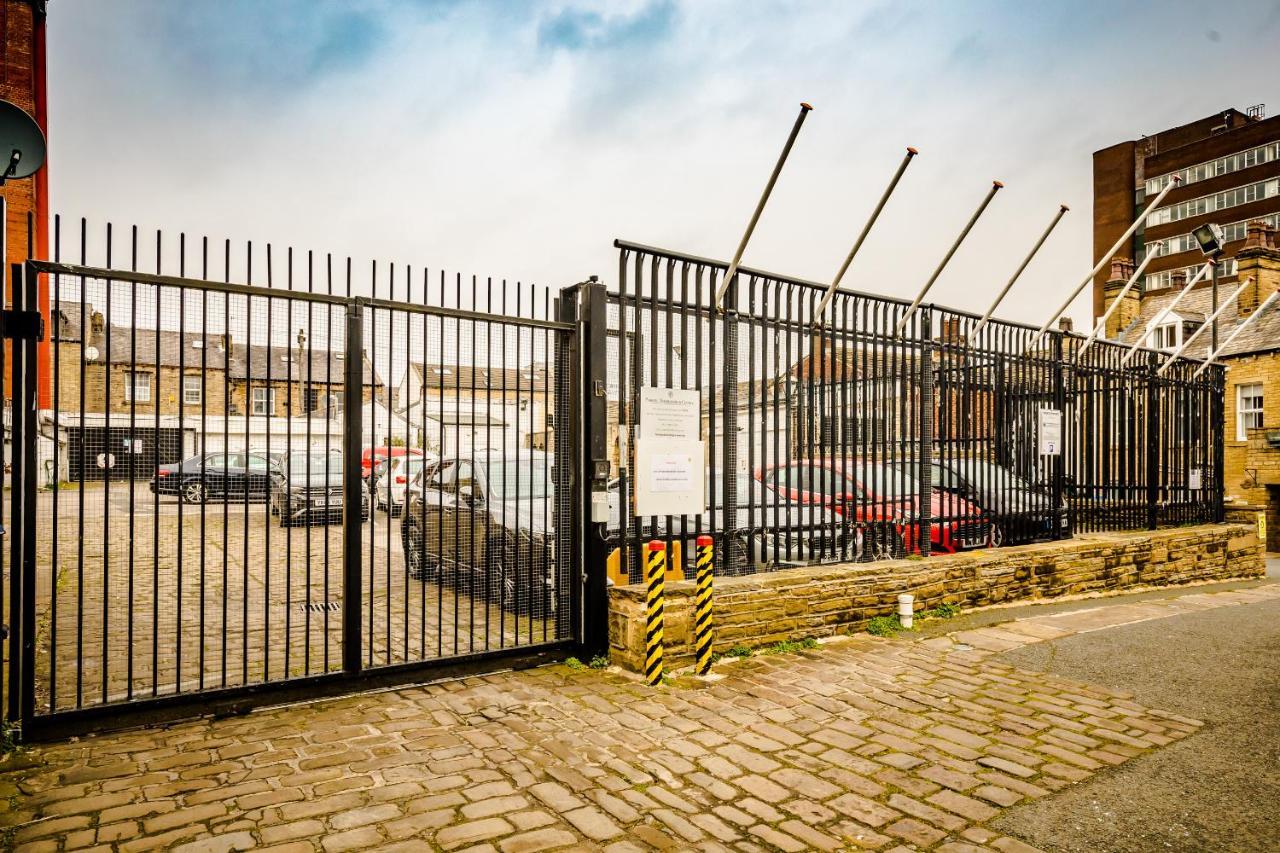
[2,221,586,738]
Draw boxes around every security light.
[1192,223,1225,256]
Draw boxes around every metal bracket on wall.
[0,309,43,342]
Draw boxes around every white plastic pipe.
[1119,261,1213,367]
[1157,276,1252,375]
[1029,175,1181,350]
[897,594,914,629]
[1077,251,1158,359]
[1193,289,1278,378]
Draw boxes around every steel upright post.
[342,299,364,674]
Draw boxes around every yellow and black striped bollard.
[645,540,666,686]
[694,535,715,675]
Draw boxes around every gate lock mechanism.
[0,309,43,342]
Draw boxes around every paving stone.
[1,588,1215,853]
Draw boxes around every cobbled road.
[2,582,1277,852]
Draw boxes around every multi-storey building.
[1093,105,1280,316]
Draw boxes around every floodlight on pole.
[1076,251,1158,359]
[1194,289,1280,378]
[1119,260,1213,367]
[1156,276,1253,375]
[895,179,1003,336]
[968,204,1069,345]
[713,102,813,313]
[812,146,918,329]
[1028,175,1182,350]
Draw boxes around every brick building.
[1093,105,1280,318]
[0,0,48,401]
[1102,220,1280,550]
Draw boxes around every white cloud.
[47,0,1280,331]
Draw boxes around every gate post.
[566,278,609,658]
[19,263,37,724]
[1145,352,1160,531]
[721,300,740,572]
[342,298,365,674]
[917,309,933,557]
[1051,331,1067,539]
[1211,365,1225,523]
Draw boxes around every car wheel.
[182,480,206,505]
[863,525,903,562]
[487,539,517,612]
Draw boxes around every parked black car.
[269,450,369,526]
[925,459,1072,545]
[401,451,557,616]
[151,451,278,504]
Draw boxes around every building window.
[1146,257,1237,291]
[1146,141,1280,194]
[1146,178,1280,227]
[183,375,202,405]
[251,386,277,416]
[124,371,151,403]
[1236,383,1264,440]
[304,386,321,413]
[1148,323,1179,350]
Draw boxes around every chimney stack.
[1058,317,1074,333]
[1236,219,1280,316]
[1102,257,1140,337]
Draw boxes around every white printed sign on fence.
[1037,408,1062,456]
[634,386,704,517]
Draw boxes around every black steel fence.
[605,240,1224,583]
[5,217,577,736]
[0,221,1226,736]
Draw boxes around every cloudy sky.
[46,0,1280,328]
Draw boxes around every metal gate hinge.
[0,309,44,342]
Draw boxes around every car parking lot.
[32,483,553,713]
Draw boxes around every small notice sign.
[634,386,704,517]
[1037,408,1062,456]
[1188,467,1203,490]
[638,386,701,443]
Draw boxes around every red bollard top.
[647,540,666,551]
[696,535,713,547]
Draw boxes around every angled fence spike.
[1158,276,1253,375]
[1076,250,1158,359]
[1119,260,1213,367]
[1029,175,1182,350]
[896,179,1003,336]
[1193,289,1279,378]
[968,203,1068,345]
[713,102,813,313]
[812,146,918,329]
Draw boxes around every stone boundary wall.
[608,523,1264,673]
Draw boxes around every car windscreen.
[861,463,921,499]
[289,453,341,474]
[483,460,551,500]
[950,460,1037,492]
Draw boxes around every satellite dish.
[84,346,99,362]
[0,99,45,184]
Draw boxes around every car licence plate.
[312,497,333,508]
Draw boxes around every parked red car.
[360,446,423,479]
[754,459,988,555]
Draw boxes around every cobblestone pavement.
[4,582,1277,853]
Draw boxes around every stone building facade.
[1101,219,1280,550]
[51,304,384,420]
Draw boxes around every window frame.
[123,370,152,403]
[1236,383,1264,441]
[183,374,202,405]
[250,385,277,417]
